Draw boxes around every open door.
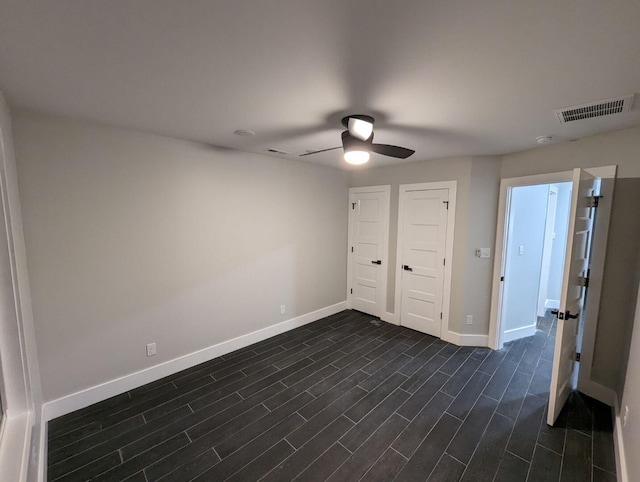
[547,168,597,425]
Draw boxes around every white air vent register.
[555,94,634,123]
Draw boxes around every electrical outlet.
[280,305,286,315]
[623,405,630,427]
[146,342,157,357]
[466,315,473,325]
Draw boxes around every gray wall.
[463,157,501,336]
[501,125,640,399]
[349,155,501,336]
[621,259,640,481]
[12,108,640,407]
[14,112,349,402]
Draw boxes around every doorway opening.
[499,182,572,346]
[489,167,618,426]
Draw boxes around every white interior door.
[399,188,449,336]
[348,186,390,317]
[547,168,597,426]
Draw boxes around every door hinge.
[443,201,449,210]
[350,288,353,294]
[578,276,589,288]
[587,195,601,208]
[575,352,581,362]
[351,202,356,210]
[440,312,442,319]
[351,246,354,253]
[443,258,446,266]
[500,276,505,282]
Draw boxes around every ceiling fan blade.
[371,144,415,159]
[299,146,342,157]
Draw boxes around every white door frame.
[346,185,391,318]
[488,166,617,406]
[537,184,558,318]
[395,181,457,340]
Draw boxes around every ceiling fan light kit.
[345,115,374,141]
[344,150,370,165]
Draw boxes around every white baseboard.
[42,301,348,423]
[441,331,489,347]
[613,393,628,482]
[380,312,399,325]
[545,299,559,310]
[503,324,537,343]
[37,410,47,482]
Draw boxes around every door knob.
[371,260,382,265]
[403,265,413,271]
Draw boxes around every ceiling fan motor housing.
[342,130,373,152]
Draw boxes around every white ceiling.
[1,0,639,169]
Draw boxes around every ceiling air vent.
[264,148,289,155]
[555,94,634,124]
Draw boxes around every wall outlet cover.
[146,342,157,357]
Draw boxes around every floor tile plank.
[46,310,614,482]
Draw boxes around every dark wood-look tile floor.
[47,310,616,481]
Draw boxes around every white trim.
[42,301,347,421]
[0,95,41,482]
[346,185,391,318]
[537,184,557,318]
[545,299,559,310]
[613,393,629,482]
[380,312,399,325]
[37,409,47,482]
[395,181,457,339]
[502,324,537,343]
[441,331,489,347]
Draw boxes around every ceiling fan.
[300,115,415,165]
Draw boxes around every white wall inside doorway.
[501,184,549,341]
